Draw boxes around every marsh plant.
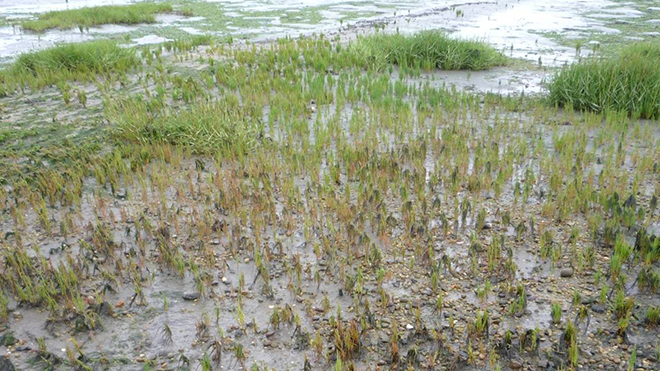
[551,302,562,325]
[21,3,175,32]
[0,40,138,96]
[0,29,658,371]
[549,43,660,119]
[349,31,506,72]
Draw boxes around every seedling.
[645,306,659,327]
[551,302,562,324]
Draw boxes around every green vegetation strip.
[349,31,507,71]
[107,98,262,155]
[0,40,138,97]
[21,2,174,32]
[548,43,660,119]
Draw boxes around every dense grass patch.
[0,40,138,96]
[548,43,660,119]
[106,98,262,155]
[349,31,506,71]
[21,3,174,32]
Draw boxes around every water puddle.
[179,26,204,35]
[131,35,172,46]
[0,0,133,14]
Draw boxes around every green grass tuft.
[106,98,262,155]
[548,43,660,119]
[0,40,138,96]
[349,31,506,71]
[21,3,174,32]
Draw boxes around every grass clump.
[349,31,506,71]
[0,40,138,96]
[551,302,562,324]
[548,43,660,119]
[646,306,660,327]
[21,3,174,32]
[106,98,262,155]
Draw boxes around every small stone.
[405,324,414,330]
[115,300,125,308]
[560,268,574,278]
[182,291,200,301]
[582,297,596,305]
[592,304,606,313]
